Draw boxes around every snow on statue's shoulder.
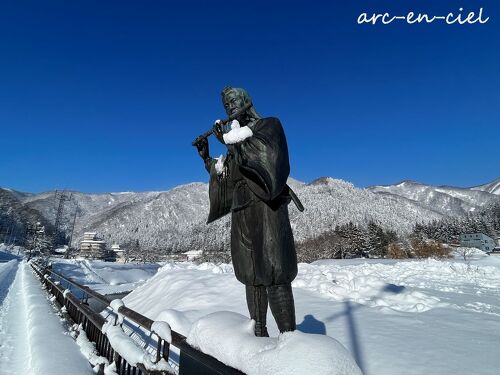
[186,311,362,375]
[223,120,253,144]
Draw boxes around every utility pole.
[53,190,72,250]
[6,225,14,245]
[66,206,79,259]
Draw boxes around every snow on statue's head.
[221,86,261,121]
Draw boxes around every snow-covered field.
[51,259,161,295]
[120,252,500,375]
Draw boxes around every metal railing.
[30,261,244,375]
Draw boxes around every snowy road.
[0,260,93,374]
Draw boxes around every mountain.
[0,189,55,245]
[367,179,500,216]
[2,177,498,253]
[470,178,500,195]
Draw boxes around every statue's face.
[223,91,245,117]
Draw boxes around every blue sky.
[0,0,498,193]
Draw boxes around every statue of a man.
[195,87,302,337]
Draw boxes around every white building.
[460,233,496,252]
[79,232,107,259]
[111,243,126,263]
[183,249,202,261]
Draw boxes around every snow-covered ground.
[120,253,500,375]
[0,257,93,374]
[2,248,500,374]
[51,259,161,295]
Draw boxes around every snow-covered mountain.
[2,177,498,252]
[0,188,56,243]
[471,178,500,195]
[367,179,500,216]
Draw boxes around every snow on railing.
[30,261,244,375]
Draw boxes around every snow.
[109,298,125,324]
[4,253,498,374]
[223,120,253,144]
[102,321,173,372]
[110,298,124,311]
[292,262,445,313]
[51,259,160,295]
[0,260,18,286]
[0,260,93,374]
[74,324,110,369]
[122,258,500,374]
[151,320,172,343]
[214,154,225,175]
[187,311,362,375]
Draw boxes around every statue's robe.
[207,117,298,287]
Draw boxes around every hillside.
[2,177,498,253]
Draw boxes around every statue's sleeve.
[235,118,290,202]
[206,158,234,224]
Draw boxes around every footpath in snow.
[0,259,93,375]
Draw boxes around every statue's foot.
[254,322,269,337]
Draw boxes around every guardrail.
[30,261,244,375]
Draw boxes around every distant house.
[111,243,125,263]
[79,232,107,259]
[183,249,202,261]
[459,233,496,252]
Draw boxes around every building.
[111,243,126,263]
[183,249,202,261]
[79,232,107,259]
[459,233,496,252]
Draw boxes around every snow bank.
[187,311,362,375]
[124,263,246,336]
[22,262,94,374]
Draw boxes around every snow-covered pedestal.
[186,311,362,375]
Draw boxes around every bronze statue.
[194,87,303,337]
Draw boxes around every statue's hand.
[195,137,210,161]
[213,120,226,144]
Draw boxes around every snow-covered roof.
[183,250,202,256]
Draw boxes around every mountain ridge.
[1,177,498,252]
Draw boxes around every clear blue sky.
[1,0,498,193]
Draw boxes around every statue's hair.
[221,86,261,120]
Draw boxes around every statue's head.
[221,86,261,122]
